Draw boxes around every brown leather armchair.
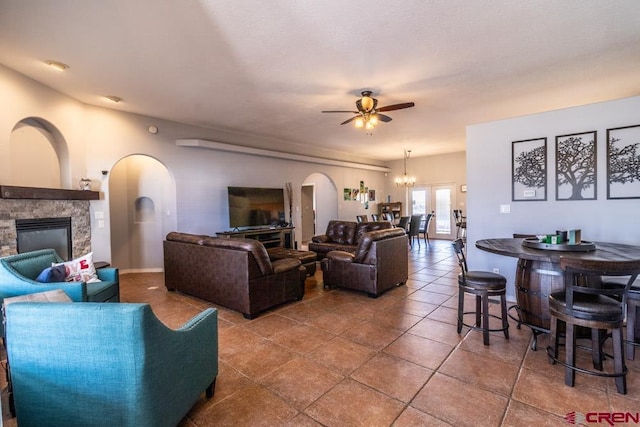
[164,232,305,318]
[309,220,393,260]
[320,227,408,297]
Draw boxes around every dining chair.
[408,215,423,248]
[371,214,379,221]
[419,212,434,244]
[397,216,410,232]
[356,215,368,223]
[452,238,509,345]
[547,258,640,394]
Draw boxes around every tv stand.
[217,226,294,249]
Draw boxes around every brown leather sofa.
[321,227,408,297]
[163,232,306,319]
[308,220,393,260]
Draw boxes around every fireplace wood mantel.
[0,185,99,201]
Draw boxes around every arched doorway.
[109,155,176,272]
[301,173,337,243]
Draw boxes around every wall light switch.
[94,211,104,220]
[98,220,105,229]
[500,204,511,214]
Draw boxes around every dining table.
[475,237,640,350]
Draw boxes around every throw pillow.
[54,252,100,283]
[35,265,67,283]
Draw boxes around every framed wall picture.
[512,137,547,201]
[607,124,640,199]
[555,131,597,200]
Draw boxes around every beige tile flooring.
[3,239,640,426]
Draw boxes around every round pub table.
[475,237,640,350]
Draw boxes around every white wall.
[466,95,640,299]
[385,151,467,217]
[0,65,388,264]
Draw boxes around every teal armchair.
[0,248,119,300]
[5,302,218,427]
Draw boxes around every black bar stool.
[452,239,509,345]
[601,276,640,360]
[547,258,640,394]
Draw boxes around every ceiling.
[1,1,640,162]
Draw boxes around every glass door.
[410,188,429,216]
[433,184,455,240]
[411,184,456,240]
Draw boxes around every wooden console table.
[217,226,295,249]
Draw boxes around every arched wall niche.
[4,117,71,188]
[134,197,156,223]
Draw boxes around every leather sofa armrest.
[311,235,329,243]
[272,258,302,274]
[327,250,355,263]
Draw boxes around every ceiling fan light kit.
[322,90,415,132]
[360,91,376,112]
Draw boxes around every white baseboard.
[119,268,164,275]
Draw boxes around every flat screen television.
[227,186,286,229]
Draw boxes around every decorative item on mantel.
[79,178,92,191]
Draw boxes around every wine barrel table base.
[508,259,565,349]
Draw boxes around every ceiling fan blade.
[340,116,360,125]
[322,110,359,113]
[376,102,415,112]
[377,114,392,122]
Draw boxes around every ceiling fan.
[322,90,415,130]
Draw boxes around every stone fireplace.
[0,185,99,259]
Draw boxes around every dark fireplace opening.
[16,217,72,261]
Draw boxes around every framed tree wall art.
[555,131,597,200]
[607,124,640,199]
[512,137,547,201]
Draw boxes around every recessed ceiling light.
[44,60,69,71]
[104,95,122,103]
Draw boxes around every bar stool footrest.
[546,346,628,379]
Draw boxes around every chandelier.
[395,149,416,187]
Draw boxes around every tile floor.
[3,239,639,426]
